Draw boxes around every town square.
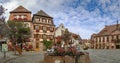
[0,0,120,63]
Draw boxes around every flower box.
[44,53,90,63]
[18,18,22,21]
[23,18,27,21]
[14,18,17,20]
[36,30,39,32]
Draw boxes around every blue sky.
[1,0,120,39]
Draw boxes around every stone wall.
[44,53,90,63]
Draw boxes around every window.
[50,27,54,32]
[24,23,29,27]
[35,25,39,30]
[43,26,47,33]
[50,35,53,39]
[42,18,46,23]
[43,34,46,39]
[21,15,24,19]
[48,19,52,24]
[103,37,105,42]
[18,15,22,20]
[16,15,19,19]
[43,26,46,31]
[13,15,17,18]
[35,17,39,22]
[13,15,17,20]
[24,15,27,18]
[99,37,101,42]
[107,36,109,42]
[23,15,27,20]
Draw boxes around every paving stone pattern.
[6,52,44,63]
[87,49,120,63]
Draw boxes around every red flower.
[14,18,17,20]
[18,18,22,20]
[23,18,27,20]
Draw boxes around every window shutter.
[47,27,50,30]
[40,26,42,30]
[34,25,35,29]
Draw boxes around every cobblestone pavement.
[0,51,44,63]
[0,51,19,63]
[87,49,120,63]
[2,50,120,63]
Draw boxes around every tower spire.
[116,20,119,30]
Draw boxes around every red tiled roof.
[97,24,120,36]
[10,6,31,13]
[34,10,52,18]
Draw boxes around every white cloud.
[2,0,120,39]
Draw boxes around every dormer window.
[48,19,52,24]
[35,18,39,22]
[42,18,46,23]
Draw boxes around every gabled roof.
[10,6,31,13]
[34,10,52,18]
[97,24,120,36]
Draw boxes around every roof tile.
[10,5,31,13]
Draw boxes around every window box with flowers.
[14,18,17,21]
[49,35,53,40]
[44,35,90,63]
[43,30,47,33]
[43,26,47,33]
[36,30,39,32]
[18,18,22,21]
[23,18,27,21]
[50,28,54,32]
